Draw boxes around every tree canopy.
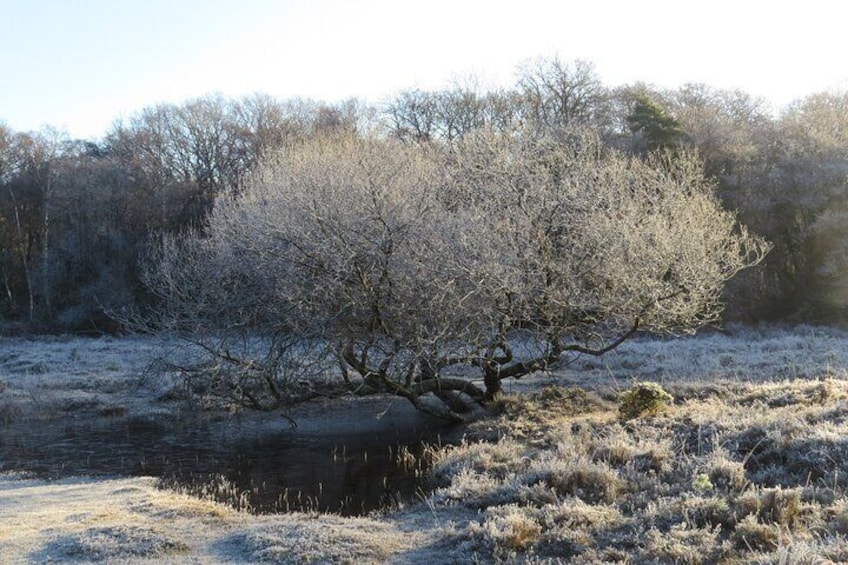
[142,128,767,420]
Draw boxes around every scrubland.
[2,325,848,563]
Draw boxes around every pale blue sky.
[2,0,846,139]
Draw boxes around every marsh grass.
[424,377,848,563]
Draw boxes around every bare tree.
[0,123,11,182]
[773,91,848,318]
[384,89,440,142]
[670,83,772,180]
[0,127,66,322]
[440,129,768,398]
[384,84,523,145]
[107,94,374,231]
[106,96,249,228]
[516,57,610,132]
[144,128,766,421]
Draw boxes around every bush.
[619,382,674,420]
[143,128,766,419]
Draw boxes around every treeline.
[0,95,363,331]
[1,57,847,332]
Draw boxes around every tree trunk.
[40,180,51,316]
[8,187,34,321]
[483,362,503,401]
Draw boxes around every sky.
[1,0,847,140]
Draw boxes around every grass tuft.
[733,514,781,552]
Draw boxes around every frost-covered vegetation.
[0,334,169,424]
[4,327,848,562]
[140,128,763,420]
[430,378,848,563]
[3,56,848,334]
[4,49,848,564]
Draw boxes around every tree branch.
[562,317,640,356]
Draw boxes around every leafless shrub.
[141,127,766,420]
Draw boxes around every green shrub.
[618,382,674,420]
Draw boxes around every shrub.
[619,382,674,420]
[143,127,766,419]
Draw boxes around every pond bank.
[1,394,461,515]
[0,335,472,562]
[5,328,848,562]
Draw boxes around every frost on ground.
[0,334,175,423]
[0,474,240,563]
[0,472,467,564]
[3,326,848,562]
[510,323,848,393]
[428,376,848,563]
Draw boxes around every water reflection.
[0,416,451,515]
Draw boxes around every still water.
[0,415,453,515]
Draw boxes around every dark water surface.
[0,414,455,515]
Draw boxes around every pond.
[0,414,456,516]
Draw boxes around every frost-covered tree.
[441,129,767,399]
[144,128,767,421]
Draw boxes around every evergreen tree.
[627,95,686,152]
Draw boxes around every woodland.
[2,57,846,338]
